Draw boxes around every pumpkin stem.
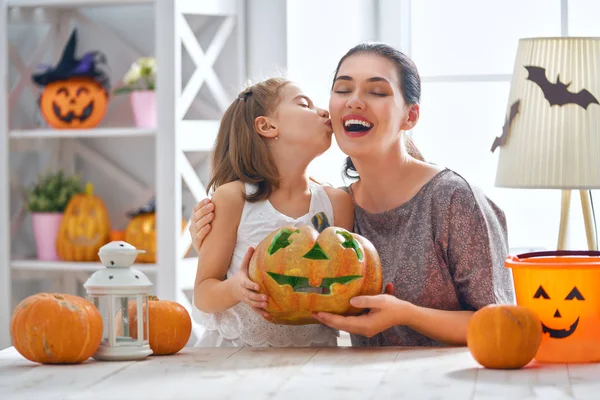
[85,182,94,196]
[53,294,65,300]
[148,295,159,301]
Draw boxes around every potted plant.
[26,170,83,261]
[114,57,157,129]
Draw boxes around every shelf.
[9,127,156,139]
[11,259,157,272]
[7,0,153,8]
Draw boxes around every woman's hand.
[189,198,215,253]
[229,247,271,319]
[312,288,412,338]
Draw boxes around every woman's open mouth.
[342,114,373,138]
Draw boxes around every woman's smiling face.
[329,52,417,159]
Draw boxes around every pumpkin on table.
[249,225,383,325]
[10,293,103,364]
[123,296,192,355]
[57,182,111,261]
[467,304,542,369]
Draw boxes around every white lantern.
[84,241,153,361]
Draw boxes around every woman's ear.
[254,116,278,139]
[401,104,420,130]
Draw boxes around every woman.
[189,43,515,347]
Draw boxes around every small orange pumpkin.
[127,296,192,355]
[467,304,543,369]
[57,182,110,261]
[249,225,383,325]
[124,206,187,263]
[10,293,103,364]
[39,77,108,129]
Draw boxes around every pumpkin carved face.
[39,77,108,129]
[249,225,383,325]
[57,183,110,261]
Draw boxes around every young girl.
[192,77,355,347]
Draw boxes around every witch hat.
[32,29,110,90]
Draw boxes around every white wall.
[286,0,377,188]
[245,0,288,81]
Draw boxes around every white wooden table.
[1,345,599,400]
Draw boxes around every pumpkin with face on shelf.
[124,199,187,263]
[32,29,110,130]
[249,225,383,325]
[57,183,110,261]
[39,77,108,129]
[506,251,600,363]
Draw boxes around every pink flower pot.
[31,212,63,261]
[130,90,156,129]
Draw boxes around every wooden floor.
[2,345,600,400]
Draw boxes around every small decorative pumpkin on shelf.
[10,293,103,364]
[467,304,542,369]
[249,225,383,325]
[126,296,192,356]
[57,182,111,261]
[124,198,187,263]
[32,28,110,129]
[39,77,108,129]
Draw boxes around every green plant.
[113,57,156,95]
[26,170,83,213]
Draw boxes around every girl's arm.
[323,187,354,231]
[193,182,265,313]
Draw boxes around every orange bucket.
[506,250,600,363]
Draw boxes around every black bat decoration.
[524,66,599,109]
[491,99,521,153]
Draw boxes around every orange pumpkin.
[467,304,542,369]
[57,182,110,261]
[39,77,108,129]
[249,225,383,325]
[10,293,103,364]
[127,296,192,355]
[124,213,187,263]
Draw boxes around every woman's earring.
[275,136,279,140]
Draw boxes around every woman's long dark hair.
[332,43,424,180]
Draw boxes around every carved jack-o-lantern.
[506,251,600,363]
[124,213,186,263]
[39,77,108,129]
[57,183,110,261]
[249,225,383,325]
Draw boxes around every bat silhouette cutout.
[491,99,521,153]
[525,66,599,109]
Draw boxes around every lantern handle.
[516,250,600,259]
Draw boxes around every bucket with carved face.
[506,250,600,363]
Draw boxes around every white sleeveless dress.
[192,182,339,347]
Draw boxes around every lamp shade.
[494,37,600,189]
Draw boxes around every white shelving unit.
[0,0,245,349]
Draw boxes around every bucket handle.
[516,250,600,259]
